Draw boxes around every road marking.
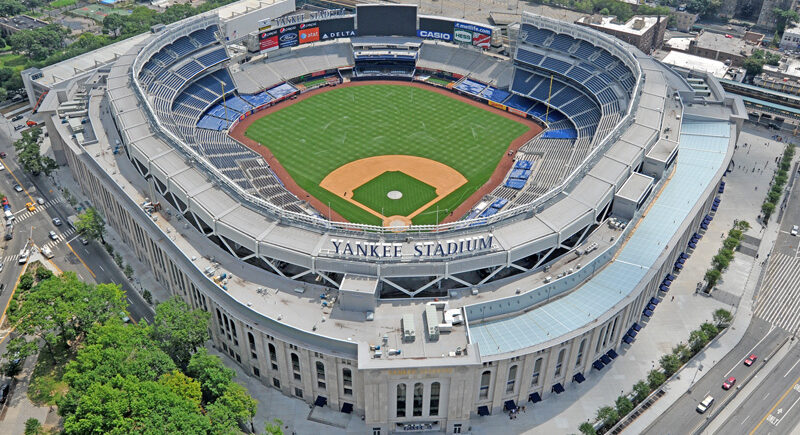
[742,415,751,425]
[98,265,105,273]
[749,374,800,434]
[0,157,34,203]
[726,325,775,377]
[779,394,800,425]
[786,357,800,377]
[66,241,95,279]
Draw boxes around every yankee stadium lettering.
[329,235,493,258]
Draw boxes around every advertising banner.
[417,29,452,41]
[278,25,299,48]
[259,29,279,52]
[488,101,507,110]
[299,22,320,44]
[454,21,492,35]
[454,29,472,43]
[319,16,356,40]
[473,32,491,49]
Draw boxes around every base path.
[229,80,543,226]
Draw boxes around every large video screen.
[418,17,454,42]
[356,4,417,37]
[319,16,356,40]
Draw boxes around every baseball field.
[243,84,533,226]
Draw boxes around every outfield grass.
[351,171,438,217]
[244,85,529,225]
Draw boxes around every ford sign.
[417,30,452,41]
[280,33,297,42]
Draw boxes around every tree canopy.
[152,297,211,370]
[12,127,58,176]
[75,207,106,243]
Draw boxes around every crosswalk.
[754,252,800,333]
[12,198,62,223]
[0,227,76,264]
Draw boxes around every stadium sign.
[454,29,472,43]
[454,21,492,36]
[328,235,494,258]
[269,8,348,28]
[278,26,299,48]
[417,30,452,41]
[321,30,356,40]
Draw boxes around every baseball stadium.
[23,0,745,433]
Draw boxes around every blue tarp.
[543,128,578,139]
[514,160,533,170]
[505,179,527,190]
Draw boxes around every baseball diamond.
[240,83,533,225]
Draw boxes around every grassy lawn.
[28,343,71,406]
[245,84,529,225]
[301,78,329,88]
[352,171,438,217]
[426,77,453,86]
[49,0,77,8]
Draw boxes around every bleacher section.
[504,160,534,190]
[417,42,514,88]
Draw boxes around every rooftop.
[576,14,661,36]
[0,14,47,31]
[694,30,753,56]
[662,51,730,78]
[664,37,693,51]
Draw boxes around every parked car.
[13,184,22,192]
[79,237,88,245]
[0,152,8,158]
[792,225,798,236]
[10,114,22,122]
[744,354,758,366]
[25,120,36,127]
[722,376,736,390]
[13,125,23,131]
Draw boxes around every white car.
[48,230,58,241]
[792,225,798,236]
[36,197,44,205]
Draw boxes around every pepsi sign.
[417,30,452,41]
[278,26,299,48]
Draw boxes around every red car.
[722,376,736,390]
[744,354,757,366]
[0,152,7,158]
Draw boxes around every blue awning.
[529,392,542,403]
[677,257,686,265]
[478,405,491,416]
[627,328,638,337]
[341,402,353,414]
[680,252,689,259]
[505,400,517,411]
[650,298,660,305]
[606,349,618,359]
[711,205,718,211]
[666,274,675,281]
[705,214,712,221]
[552,383,565,393]
[600,354,612,364]
[688,242,697,249]
[674,263,684,270]
[692,234,701,241]
[314,396,327,407]
[632,322,642,331]
[643,309,653,317]
[659,284,669,292]
[573,372,585,383]
[647,303,657,311]
[593,360,605,370]
[663,278,672,286]
[691,236,699,243]
[623,335,634,344]
[700,223,708,230]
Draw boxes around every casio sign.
[280,33,297,42]
[418,30,452,41]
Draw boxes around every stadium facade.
[27,1,745,433]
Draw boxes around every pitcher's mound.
[387,190,403,200]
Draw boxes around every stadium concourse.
[25,0,746,433]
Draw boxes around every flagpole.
[545,74,553,124]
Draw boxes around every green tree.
[744,56,766,76]
[35,267,52,281]
[775,7,800,35]
[632,380,650,404]
[672,343,692,363]
[152,297,211,370]
[159,370,202,409]
[123,264,134,279]
[5,273,126,356]
[689,329,709,353]
[704,269,722,289]
[659,353,682,377]
[207,382,258,433]
[597,405,619,428]
[700,322,719,339]
[615,395,634,417]
[75,207,106,243]
[0,0,25,17]
[647,369,666,390]
[579,421,597,435]
[24,417,41,435]
[687,0,721,16]
[13,127,57,176]
[186,348,235,403]
[713,308,733,328]
[265,418,284,435]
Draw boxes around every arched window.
[554,348,566,377]
[396,383,407,417]
[413,382,424,416]
[429,382,441,416]
[268,343,277,362]
[248,332,256,359]
[506,365,518,393]
[291,353,301,381]
[531,358,542,386]
[596,326,605,353]
[316,361,325,380]
[342,368,353,396]
[576,339,586,367]
[479,370,491,399]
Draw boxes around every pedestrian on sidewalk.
[671,295,675,301]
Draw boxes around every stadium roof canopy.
[469,120,732,357]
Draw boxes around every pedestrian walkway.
[12,198,62,223]
[754,253,800,333]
